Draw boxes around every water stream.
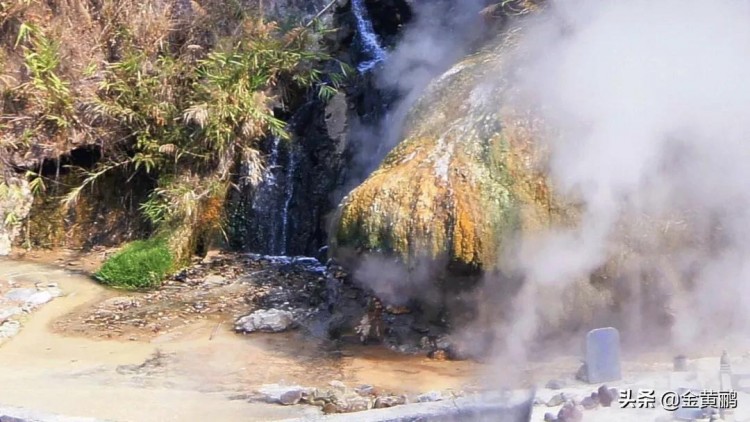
[351,0,388,72]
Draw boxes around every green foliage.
[80,18,348,233]
[14,22,74,129]
[2,1,351,263]
[94,237,174,290]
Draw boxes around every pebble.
[544,412,557,422]
[279,390,303,405]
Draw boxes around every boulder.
[235,309,296,333]
[331,29,559,273]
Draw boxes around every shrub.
[95,237,173,290]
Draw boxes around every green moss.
[94,237,173,290]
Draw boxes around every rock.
[279,390,304,405]
[545,379,566,390]
[203,275,226,286]
[256,384,309,404]
[585,327,622,384]
[355,385,375,396]
[544,412,557,422]
[0,320,21,338]
[417,391,443,403]
[546,393,566,407]
[234,309,295,333]
[597,385,615,407]
[0,307,21,321]
[373,395,407,409]
[0,179,33,256]
[25,291,53,307]
[329,380,347,392]
[580,396,598,410]
[557,402,584,422]
[4,288,35,303]
[330,28,609,340]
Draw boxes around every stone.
[355,385,375,396]
[546,393,566,407]
[0,320,20,338]
[25,291,53,307]
[597,385,615,407]
[546,379,566,390]
[557,402,583,422]
[279,390,303,405]
[4,288,35,303]
[234,309,295,333]
[256,384,309,404]
[585,327,622,384]
[0,307,21,321]
[373,395,407,409]
[544,412,557,422]
[580,396,598,410]
[417,391,443,403]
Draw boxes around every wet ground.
[0,258,479,421]
[3,254,750,421]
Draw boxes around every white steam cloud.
[505,0,750,358]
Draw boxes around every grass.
[94,237,173,290]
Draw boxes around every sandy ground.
[0,258,479,421]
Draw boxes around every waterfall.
[279,144,299,255]
[249,136,298,255]
[351,0,387,73]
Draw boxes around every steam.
[346,0,488,183]
[503,0,750,359]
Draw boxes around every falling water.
[249,136,298,255]
[279,144,299,255]
[351,0,388,73]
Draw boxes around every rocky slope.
[331,28,561,273]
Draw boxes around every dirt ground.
[0,252,483,421]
